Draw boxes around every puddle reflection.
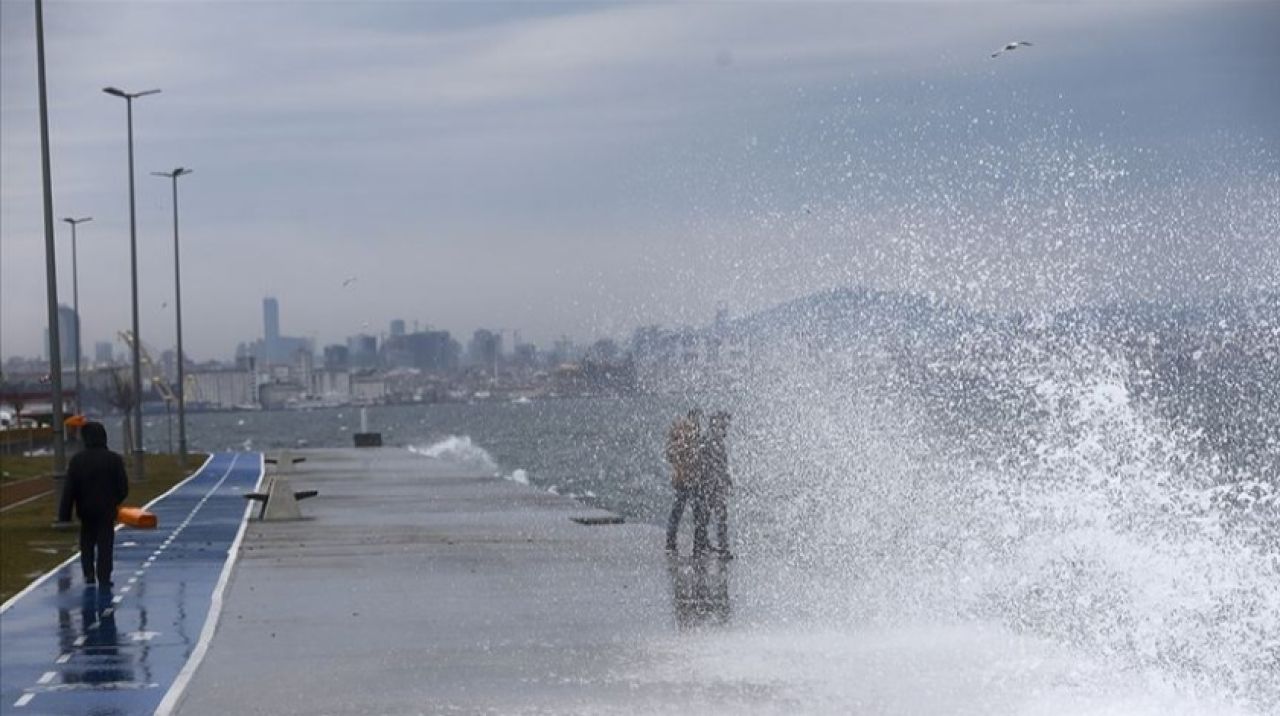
[54,574,136,687]
[668,556,731,630]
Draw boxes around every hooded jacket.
[58,422,129,522]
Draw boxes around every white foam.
[409,435,500,475]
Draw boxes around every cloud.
[2,1,1277,359]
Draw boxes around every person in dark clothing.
[695,411,732,559]
[58,422,128,587]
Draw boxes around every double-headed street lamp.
[151,167,192,463]
[103,86,160,481]
[61,216,92,414]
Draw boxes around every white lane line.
[128,577,138,584]
[112,596,123,604]
[135,570,145,576]
[102,608,114,617]
[120,586,132,594]
[155,452,263,716]
[55,653,71,664]
[36,672,55,685]
[0,454,217,615]
[14,693,34,707]
[73,636,86,647]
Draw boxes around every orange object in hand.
[117,506,157,529]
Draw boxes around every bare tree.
[106,368,140,481]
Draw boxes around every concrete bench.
[244,475,317,520]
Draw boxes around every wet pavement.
[0,452,262,715]
[170,447,694,715]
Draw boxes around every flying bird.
[342,276,358,287]
[991,41,1033,58]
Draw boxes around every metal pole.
[34,0,66,477]
[70,224,79,414]
[127,96,144,480]
[62,217,91,416]
[107,87,161,478]
[171,171,188,462]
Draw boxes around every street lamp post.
[61,216,92,415]
[35,0,66,477]
[103,85,159,481]
[151,167,192,463]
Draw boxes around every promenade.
[4,447,1239,715]
[171,447,711,715]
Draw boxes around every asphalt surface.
[0,452,262,715]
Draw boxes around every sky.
[2,0,1278,362]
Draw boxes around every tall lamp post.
[151,167,192,463]
[61,216,92,415]
[35,0,66,477]
[103,85,159,481]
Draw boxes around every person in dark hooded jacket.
[58,421,128,586]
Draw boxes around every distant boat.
[511,396,532,405]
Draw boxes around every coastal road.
[0,452,262,715]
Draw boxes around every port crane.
[118,330,189,452]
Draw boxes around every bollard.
[353,406,382,447]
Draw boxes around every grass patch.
[0,455,57,484]
[0,453,208,602]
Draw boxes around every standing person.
[701,411,733,559]
[58,421,128,587]
[665,408,702,554]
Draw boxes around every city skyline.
[4,2,1278,360]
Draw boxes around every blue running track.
[1,452,262,715]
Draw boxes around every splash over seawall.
[409,435,500,476]
[730,326,1279,711]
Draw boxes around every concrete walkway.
[172,447,716,715]
[160,446,1261,716]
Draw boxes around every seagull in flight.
[342,276,358,287]
[991,41,1033,58]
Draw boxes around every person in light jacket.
[665,408,703,554]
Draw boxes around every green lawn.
[0,453,208,602]
[0,455,56,483]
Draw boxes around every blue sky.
[2,1,1277,360]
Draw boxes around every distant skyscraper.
[323,344,350,371]
[390,319,406,337]
[263,297,280,344]
[347,334,378,369]
[44,304,78,366]
[468,329,502,370]
[94,341,114,365]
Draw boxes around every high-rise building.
[390,319,406,337]
[468,329,502,370]
[347,334,378,369]
[94,341,114,365]
[323,344,350,371]
[263,297,280,344]
[44,304,78,366]
[258,296,310,366]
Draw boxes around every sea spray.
[409,435,500,476]
[728,326,1279,710]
